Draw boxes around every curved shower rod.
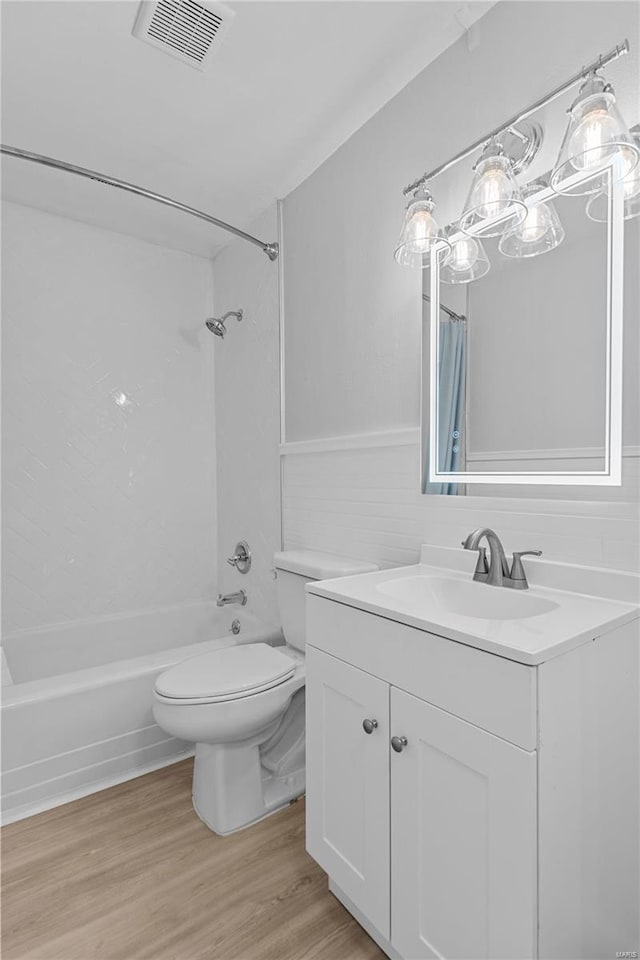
[0,144,279,261]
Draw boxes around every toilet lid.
[154,643,296,701]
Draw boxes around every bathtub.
[1,602,281,824]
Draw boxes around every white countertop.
[306,547,639,666]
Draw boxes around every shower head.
[206,317,227,337]
[205,309,243,339]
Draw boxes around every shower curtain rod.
[0,144,279,261]
[423,293,466,323]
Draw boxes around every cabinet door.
[306,645,390,938]
[391,688,537,960]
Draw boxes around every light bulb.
[395,185,451,267]
[448,236,479,272]
[408,206,439,249]
[552,76,640,196]
[472,158,513,219]
[518,202,552,243]
[569,106,622,171]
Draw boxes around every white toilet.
[153,549,377,835]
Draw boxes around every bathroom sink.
[306,545,639,665]
[376,575,559,620]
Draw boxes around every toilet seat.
[154,643,296,704]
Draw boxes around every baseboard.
[1,746,194,825]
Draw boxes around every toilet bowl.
[153,549,377,835]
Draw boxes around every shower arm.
[0,144,279,261]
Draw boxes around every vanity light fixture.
[458,139,528,238]
[394,181,451,268]
[586,128,640,221]
[551,73,639,196]
[398,40,634,269]
[498,180,566,259]
[440,233,490,283]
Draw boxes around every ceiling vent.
[132,0,234,70]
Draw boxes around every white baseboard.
[1,746,194,826]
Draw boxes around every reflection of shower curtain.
[424,319,466,496]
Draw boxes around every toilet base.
[192,739,305,836]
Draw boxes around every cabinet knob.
[362,718,378,734]
[391,736,408,753]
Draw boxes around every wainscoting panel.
[282,439,640,574]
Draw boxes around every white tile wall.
[2,202,217,633]
[212,204,282,629]
[283,440,640,574]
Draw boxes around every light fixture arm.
[403,38,630,194]
[0,144,280,261]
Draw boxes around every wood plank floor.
[1,760,385,960]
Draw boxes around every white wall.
[283,1,639,443]
[213,204,282,629]
[2,202,217,634]
[281,0,640,573]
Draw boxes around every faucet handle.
[510,550,542,582]
[474,546,490,577]
[226,540,251,574]
[461,541,490,577]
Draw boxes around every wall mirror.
[421,152,640,499]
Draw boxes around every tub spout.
[217,590,247,607]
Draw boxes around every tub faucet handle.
[226,541,251,574]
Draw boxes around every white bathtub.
[1,602,281,824]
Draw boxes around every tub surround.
[1,202,217,636]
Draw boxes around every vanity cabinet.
[305,592,639,960]
[305,647,390,938]
[390,688,536,960]
[306,645,536,959]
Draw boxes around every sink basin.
[377,575,560,621]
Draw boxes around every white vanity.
[305,544,639,960]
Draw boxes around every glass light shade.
[440,234,490,283]
[551,76,639,196]
[394,186,451,267]
[459,142,527,238]
[498,181,565,258]
[586,131,640,222]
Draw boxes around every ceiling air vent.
[132,0,235,71]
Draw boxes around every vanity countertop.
[306,546,639,666]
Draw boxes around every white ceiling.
[1,0,494,258]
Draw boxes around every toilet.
[152,549,377,835]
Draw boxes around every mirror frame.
[423,160,625,487]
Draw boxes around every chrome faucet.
[462,528,541,589]
[217,589,247,607]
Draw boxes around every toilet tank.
[274,550,378,651]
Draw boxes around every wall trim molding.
[466,445,640,462]
[281,429,640,466]
[279,428,420,456]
